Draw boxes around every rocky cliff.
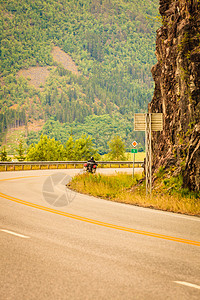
[149,0,200,191]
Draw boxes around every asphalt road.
[0,169,200,300]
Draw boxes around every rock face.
[149,0,200,191]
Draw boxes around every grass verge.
[69,173,200,216]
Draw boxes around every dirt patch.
[9,103,19,110]
[6,120,45,135]
[17,66,50,89]
[27,119,45,132]
[52,46,79,75]
[16,46,79,89]
[2,120,45,153]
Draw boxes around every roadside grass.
[132,152,145,162]
[69,173,200,216]
[69,173,140,199]
[98,163,141,168]
[101,152,145,162]
[124,152,145,162]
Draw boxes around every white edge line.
[174,281,200,290]
[1,229,30,239]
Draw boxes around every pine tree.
[0,146,9,161]
[15,140,26,161]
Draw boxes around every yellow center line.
[0,176,200,246]
[0,175,48,182]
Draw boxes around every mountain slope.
[0,0,160,152]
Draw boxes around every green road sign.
[131,149,138,153]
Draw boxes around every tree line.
[0,134,127,162]
[27,115,145,154]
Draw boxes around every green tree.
[74,135,98,160]
[26,135,65,161]
[14,140,26,161]
[65,135,100,160]
[0,146,10,161]
[65,136,75,160]
[107,135,126,161]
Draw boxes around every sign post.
[134,113,163,195]
[131,141,138,178]
[145,113,152,195]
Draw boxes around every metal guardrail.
[0,161,144,171]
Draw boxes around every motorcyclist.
[87,156,98,173]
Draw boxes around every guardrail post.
[5,165,7,171]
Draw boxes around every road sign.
[134,114,146,131]
[132,141,138,147]
[134,113,163,195]
[134,113,163,131]
[131,149,138,153]
[151,113,163,131]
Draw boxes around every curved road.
[0,169,200,300]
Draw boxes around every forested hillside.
[0,0,160,153]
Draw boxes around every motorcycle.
[83,162,97,174]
